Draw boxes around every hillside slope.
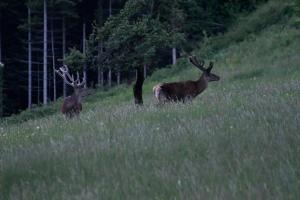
[1,1,300,199]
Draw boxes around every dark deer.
[55,65,88,118]
[153,55,220,103]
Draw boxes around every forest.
[0,0,267,117]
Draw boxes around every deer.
[55,65,88,118]
[153,55,220,103]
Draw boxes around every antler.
[207,62,214,73]
[76,71,86,87]
[188,55,206,71]
[189,55,214,72]
[55,65,75,87]
[55,65,86,87]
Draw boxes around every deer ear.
[207,62,214,73]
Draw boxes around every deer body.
[153,56,220,103]
[154,76,208,102]
[61,93,82,117]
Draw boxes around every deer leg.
[69,112,73,119]
[68,108,76,118]
[74,108,80,117]
[65,111,71,119]
[183,95,193,103]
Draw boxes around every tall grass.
[1,0,300,199]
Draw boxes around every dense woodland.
[0,0,269,116]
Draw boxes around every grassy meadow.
[1,0,300,199]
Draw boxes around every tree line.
[0,0,267,117]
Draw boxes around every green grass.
[1,0,300,199]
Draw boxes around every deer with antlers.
[55,65,88,118]
[153,55,220,103]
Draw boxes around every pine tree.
[0,1,8,66]
[50,17,56,100]
[108,0,113,87]
[27,1,32,108]
[0,3,5,115]
[95,0,105,86]
[0,14,2,65]
[43,0,48,105]
[82,22,87,88]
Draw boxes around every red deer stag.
[55,65,87,118]
[153,55,220,103]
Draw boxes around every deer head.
[189,55,220,82]
[55,65,87,96]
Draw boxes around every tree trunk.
[97,43,100,85]
[97,42,103,87]
[83,22,87,88]
[0,14,2,63]
[172,47,177,65]
[28,6,32,108]
[0,13,2,116]
[101,69,104,86]
[109,0,112,17]
[51,19,56,101]
[0,66,2,116]
[37,64,40,104]
[43,0,48,105]
[62,16,67,97]
[133,67,144,105]
[97,67,101,86]
[100,43,104,86]
[107,0,112,87]
[143,64,147,78]
[108,69,112,87]
[135,69,138,79]
[117,70,120,85]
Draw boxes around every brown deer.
[153,55,220,103]
[55,65,88,118]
